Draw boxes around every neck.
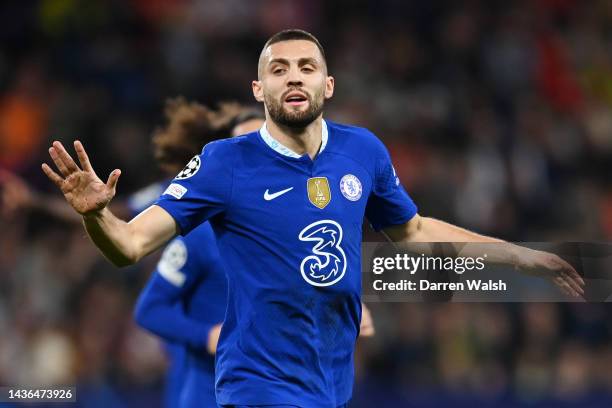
[265,115,323,159]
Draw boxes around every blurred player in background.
[41,29,579,407]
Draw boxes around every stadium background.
[1,0,611,406]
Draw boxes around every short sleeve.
[365,137,417,231]
[154,141,233,235]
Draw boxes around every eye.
[272,67,286,75]
[302,66,315,73]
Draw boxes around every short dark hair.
[258,29,327,78]
[262,29,326,63]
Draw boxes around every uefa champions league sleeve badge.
[175,156,201,180]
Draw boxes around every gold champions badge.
[307,177,331,209]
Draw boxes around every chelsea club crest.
[340,174,362,201]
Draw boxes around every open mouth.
[284,92,308,106]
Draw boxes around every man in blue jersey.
[134,101,374,408]
[42,29,583,407]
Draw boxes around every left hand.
[515,247,585,298]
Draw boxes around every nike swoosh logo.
[264,187,294,201]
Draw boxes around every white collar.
[259,119,328,158]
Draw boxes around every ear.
[252,80,264,103]
[324,76,335,99]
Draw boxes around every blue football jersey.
[155,120,417,407]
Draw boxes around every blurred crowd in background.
[0,0,611,406]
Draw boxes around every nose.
[286,66,303,87]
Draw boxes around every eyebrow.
[268,57,319,67]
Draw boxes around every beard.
[265,87,324,129]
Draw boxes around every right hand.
[42,140,121,216]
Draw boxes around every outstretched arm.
[383,214,585,297]
[42,140,177,266]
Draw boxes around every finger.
[560,276,580,298]
[553,276,574,297]
[49,147,71,177]
[41,163,64,189]
[557,258,585,286]
[106,169,121,191]
[52,141,80,173]
[560,270,584,295]
[564,276,584,296]
[74,140,94,172]
[558,278,578,298]
[552,257,585,292]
